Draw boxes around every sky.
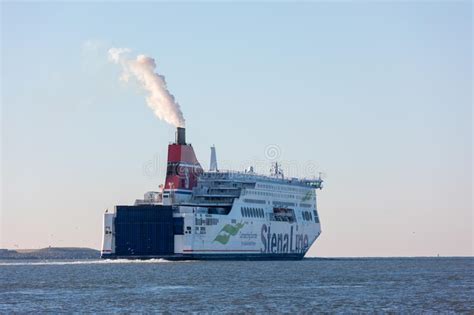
[1,1,472,257]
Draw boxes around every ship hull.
[101,253,306,261]
[101,204,321,261]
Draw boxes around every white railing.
[200,170,323,188]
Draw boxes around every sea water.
[0,257,472,312]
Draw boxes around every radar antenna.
[270,162,284,179]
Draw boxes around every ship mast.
[270,162,284,179]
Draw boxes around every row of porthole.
[247,190,298,199]
[259,184,309,194]
[241,207,264,218]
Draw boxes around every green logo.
[214,222,245,245]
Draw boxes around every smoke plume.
[108,47,185,127]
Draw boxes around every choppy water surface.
[0,257,472,312]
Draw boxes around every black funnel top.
[176,127,186,145]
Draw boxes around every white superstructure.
[177,171,322,258]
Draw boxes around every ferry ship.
[101,128,323,260]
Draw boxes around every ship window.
[313,210,319,223]
[272,207,296,223]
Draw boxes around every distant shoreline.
[0,247,471,260]
[0,247,100,260]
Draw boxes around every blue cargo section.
[173,217,184,235]
[115,205,174,256]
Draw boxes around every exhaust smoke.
[108,47,185,128]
